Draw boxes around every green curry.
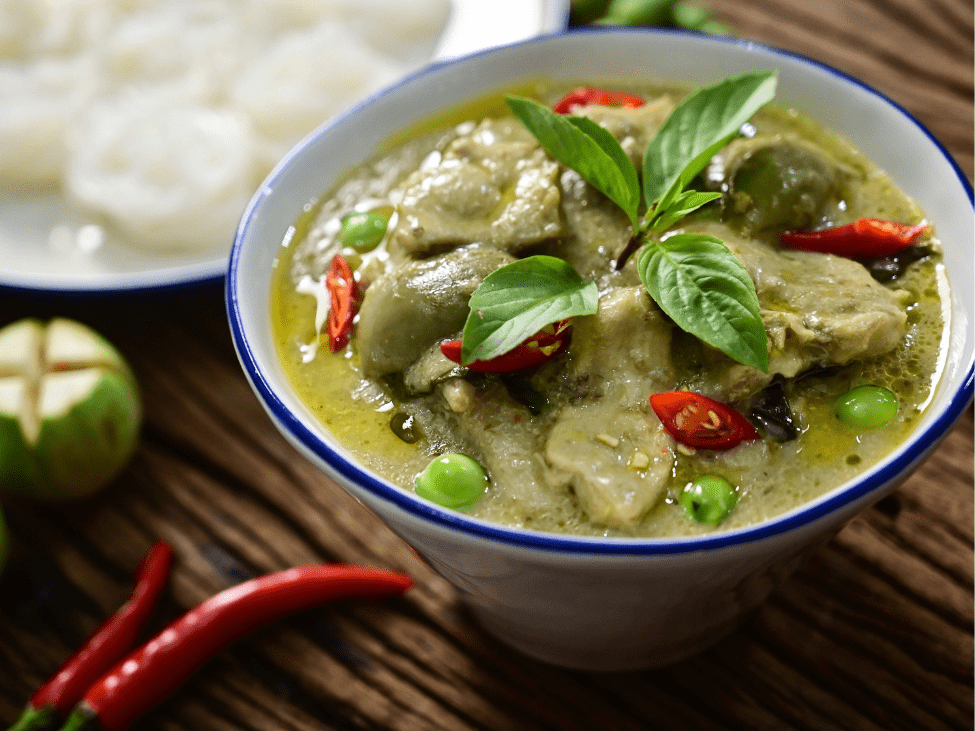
[270,77,947,538]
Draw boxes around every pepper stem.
[5,706,59,731]
[613,232,643,271]
[52,710,95,731]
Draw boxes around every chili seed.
[629,450,651,469]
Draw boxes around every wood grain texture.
[0,1,971,729]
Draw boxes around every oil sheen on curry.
[271,76,948,539]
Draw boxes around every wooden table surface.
[1,1,971,729]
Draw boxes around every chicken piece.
[557,169,632,281]
[682,221,910,401]
[544,400,673,528]
[565,285,676,404]
[388,118,564,256]
[403,343,461,395]
[542,286,677,528]
[453,382,567,518]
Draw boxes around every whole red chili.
[7,541,173,731]
[779,217,929,258]
[56,564,413,731]
[650,391,761,450]
[553,87,646,114]
[325,254,362,352]
[440,320,573,373]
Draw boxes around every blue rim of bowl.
[228,28,974,556]
[0,264,226,296]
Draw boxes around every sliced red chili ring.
[779,217,929,259]
[553,87,646,114]
[440,319,572,373]
[325,254,362,353]
[649,390,761,450]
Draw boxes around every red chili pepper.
[56,564,413,731]
[7,541,173,731]
[649,391,761,450]
[553,87,646,114]
[779,218,929,258]
[440,320,572,373]
[325,254,362,352]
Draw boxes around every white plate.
[0,0,569,294]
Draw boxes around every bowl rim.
[227,27,974,556]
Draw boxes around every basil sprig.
[501,72,776,373]
[641,73,778,215]
[460,256,599,365]
[504,98,642,231]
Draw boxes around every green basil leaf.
[650,189,722,232]
[461,255,599,364]
[642,71,777,209]
[566,116,641,223]
[638,233,769,372]
[506,96,641,229]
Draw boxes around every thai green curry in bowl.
[270,72,947,538]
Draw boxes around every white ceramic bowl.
[227,29,974,671]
